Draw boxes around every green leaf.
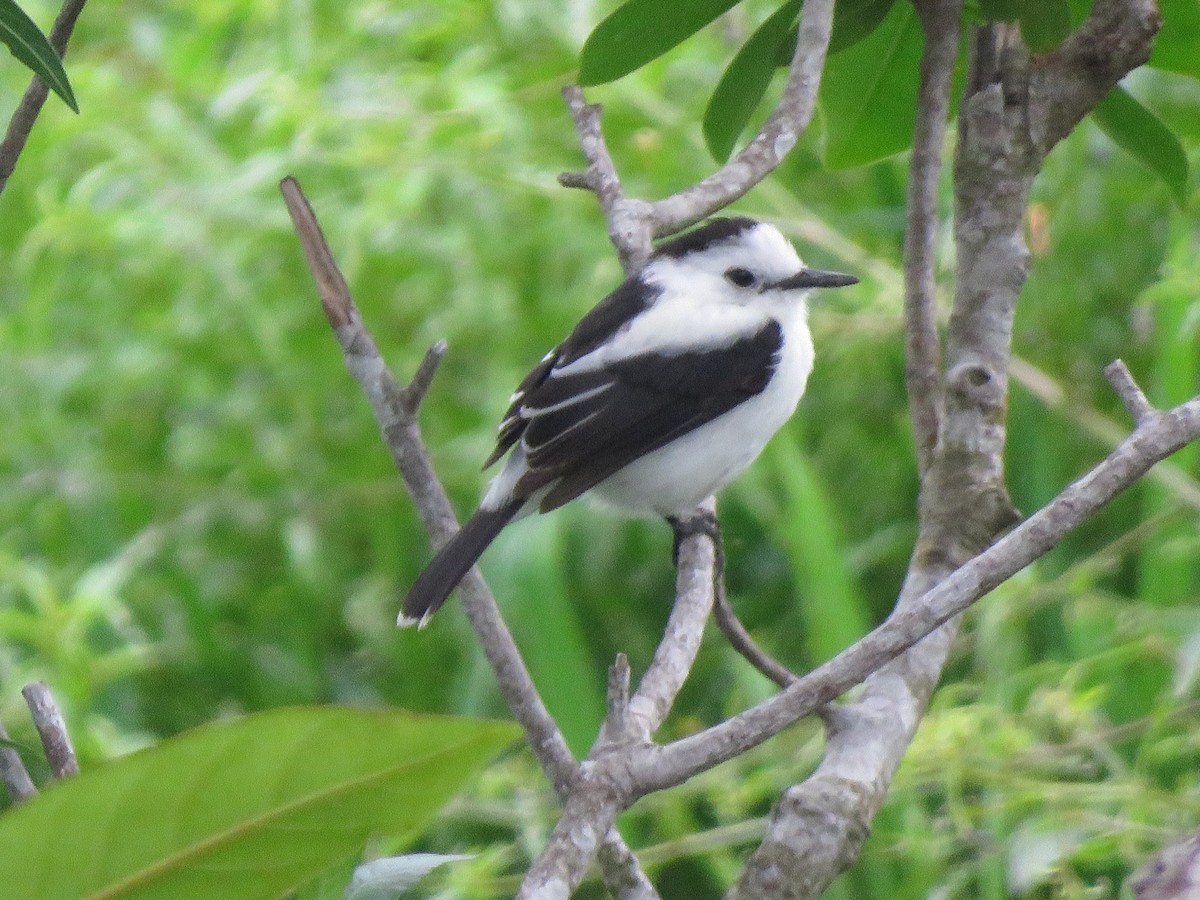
[1150,0,1200,79]
[1015,0,1071,52]
[579,0,742,86]
[0,707,519,900]
[769,0,897,67]
[0,0,77,112]
[828,0,898,54]
[704,0,801,163]
[1093,86,1189,205]
[818,0,923,169]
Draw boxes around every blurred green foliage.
[1,0,1199,896]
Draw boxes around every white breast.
[590,305,814,516]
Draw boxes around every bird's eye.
[725,267,757,288]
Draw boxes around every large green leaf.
[1015,0,1071,52]
[0,0,77,111]
[579,0,742,86]
[0,707,519,899]
[827,0,898,54]
[1093,86,1189,205]
[708,0,898,162]
[1150,0,1200,79]
[818,0,923,169]
[703,0,801,163]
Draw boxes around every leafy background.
[1,0,1199,896]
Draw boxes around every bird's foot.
[667,509,724,569]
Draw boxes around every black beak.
[771,268,859,291]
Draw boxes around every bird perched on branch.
[400,217,857,627]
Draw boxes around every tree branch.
[649,0,837,237]
[898,0,959,475]
[625,501,719,739]
[515,369,1200,896]
[719,2,1163,892]
[560,0,838,267]
[279,176,657,898]
[712,582,797,690]
[22,681,78,779]
[0,0,89,196]
[0,719,36,803]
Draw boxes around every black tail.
[399,502,521,627]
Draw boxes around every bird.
[400,216,857,627]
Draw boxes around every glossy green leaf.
[818,0,923,169]
[0,0,77,112]
[828,0,898,54]
[769,0,896,67]
[579,0,741,85]
[1015,0,1071,52]
[0,707,518,900]
[1150,0,1200,79]
[704,0,801,163]
[1093,86,1188,204]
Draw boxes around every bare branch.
[21,682,78,779]
[728,5,960,889]
[561,0,838,267]
[516,383,1200,897]
[1106,359,1156,425]
[650,386,1200,783]
[601,653,633,746]
[1011,356,1200,510]
[712,584,796,689]
[648,0,838,237]
[625,501,719,739]
[281,176,654,896]
[900,0,961,475]
[1131,830,1200,900]
[559,86,652,272]
[723,5,1166,892]
[0,0,89,196]
[0,720,36,803]
[402,339,447,416]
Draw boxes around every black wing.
[499,319,783,512]
[483,276,658,468]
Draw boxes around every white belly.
[590,326,813,516]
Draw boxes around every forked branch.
[280,176,658,898]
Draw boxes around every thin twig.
[0,720,37,803]
[402,339,448,415]
[648,0,838,237]
[21,682,78,779]
[559,0,838,267]
[712,583,797,689]
[559,87,650,272]
[602,654,633,745]
[1106,359,1156,425]
[703,517,797,689]
[900,0,961,474]
[0,0,89,195]
[625,500,719,739]
[280,176,655,897]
